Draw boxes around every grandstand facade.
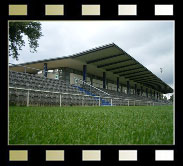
[9,43,173,106]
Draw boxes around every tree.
[9,21,43,60]
[163,96,167,101]
[169,95,173,102]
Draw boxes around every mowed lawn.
[9,105,173,145]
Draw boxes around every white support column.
[128,100,129,106]
[82,96,84,106]
[111,98,113,106]
[27,90,29,107]
[60,94,62,107]
[99,97,100,106]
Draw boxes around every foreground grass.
[9,106,173,145]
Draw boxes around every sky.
[9,21,174,98]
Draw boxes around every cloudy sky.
[9,21,174,96]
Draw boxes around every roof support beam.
[132,78,162,84]
[97,59,132,68]
[86,53,124,64]
[135,81,157,91]
[137,81,152,89]
[141,81,161,88]
[115,66,144,75]
[133,77,158,81]
[44,63,47,77]
[138,80,164,89]
[137,81,162,91]
[132,78,166,88]
[107,63,138,72]
[83,65,87,81]
[133,77,168,89]
[119,69,147,76]
[125,73,153,79]
[103,72,106,89]
[117,77,119,92]
[137,80,166,93]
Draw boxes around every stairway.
[72,85,111,106]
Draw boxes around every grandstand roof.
[9,43,173,94]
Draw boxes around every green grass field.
[9,105,173,145]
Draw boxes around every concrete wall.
[123,86,127,94]
[48,72,58,79]
[130,88,134,95]
[108,83,117,91]
[93,79,103,88]
[70,73,91,85]
[70,73,82,85]
[37,72,59,79]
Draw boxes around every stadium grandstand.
[9,43,173,106]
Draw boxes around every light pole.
[160,68,163,74]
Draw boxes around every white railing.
[9,86,101,107]
[9,87,158,107]
[73,77,110,96]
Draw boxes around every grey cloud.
[9,21,174,88]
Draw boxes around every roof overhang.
[9,43,173,94]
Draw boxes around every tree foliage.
[169,95,173,102]
[9,22,43,60]
[163,96,167,101]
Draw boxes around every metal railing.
[9,87,160,107]
[9,87,100,106]
[73,77,110,96]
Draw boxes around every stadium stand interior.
[9,43,173,107]
[9,70,100,106]
[9,70,171,106]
